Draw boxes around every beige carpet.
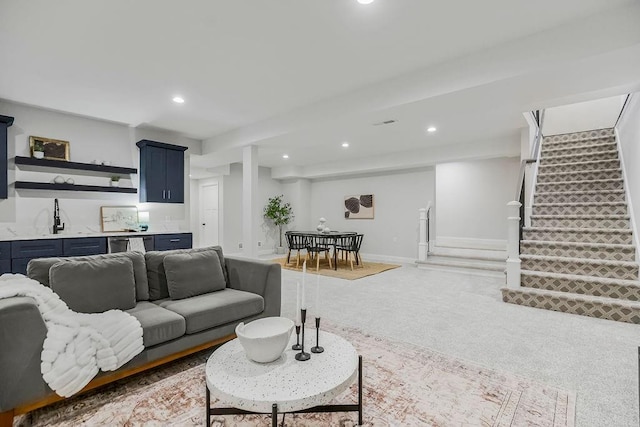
[275,257,400,280]
[15,324,575,427]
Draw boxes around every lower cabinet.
[63,237,107,257]
[154,233,193,251]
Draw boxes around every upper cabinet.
[136,140,187,203]
[0,115,15,200]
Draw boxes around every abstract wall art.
[344,194,374,219]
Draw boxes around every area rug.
[274,257,401,280]
[14,324,575,427]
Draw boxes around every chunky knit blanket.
[0,274,144,397]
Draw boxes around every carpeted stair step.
[539,150,618,166]
[541,141,617,156]
[536,178,623,193]
[530,215,630,229]
[534,190,625,204]
[536,168,622,184]
[537,159,620,174]
[532,202,627,216]
[501,287,640,324]
[520,240,636,261]
[522,227,633,245]
[543,128,615,147]
[520,254,638,280]
[520,270,640,301]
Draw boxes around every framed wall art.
[344,194,374,219]
[29,135,70,161]
[101,206,139,232]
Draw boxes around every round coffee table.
[205,331,363,426]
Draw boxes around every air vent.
[372,119,397,126]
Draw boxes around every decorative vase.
[111,181,120,187]
[33,151,44,159]
[316,217,326,232]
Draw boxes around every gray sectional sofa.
[0,246,281,426]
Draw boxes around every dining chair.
[338,234,364,270]
[286,232,307,267]
[306,234,333,271]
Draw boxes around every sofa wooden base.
[1,333,236,427]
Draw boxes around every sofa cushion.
[50,257,137,313]
[156,289,264,334]
[164,251,226,300]
[146,246,227,301]
[125,301,186,348]
[27,251,150,301]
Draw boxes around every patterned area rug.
[274,257,400,280]
[15,324,575,426]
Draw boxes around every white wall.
[543,95,626,136]
[616,93,640,258]
[221,163,284,254]
[308,169,435,260]
[0,100,201,237]
[435,157,520,250]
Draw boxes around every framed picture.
[344,194,374,219]
[101,206,139,232]
[29,136,70,161]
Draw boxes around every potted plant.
[33,140,45,159]
[110,176,121,187]
[263,195,294,254]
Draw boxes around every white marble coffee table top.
[206,330,358,413]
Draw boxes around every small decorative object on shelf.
[53,175,65,184]
[32,139,45,159]
[311,317,324,354]
[110,176,120,187]
[29,136,70,161]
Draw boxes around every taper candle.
[315,273,320,318]
[295,281,301,325]
[301,261,307,308]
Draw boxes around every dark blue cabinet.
[0,115,14,200]
[154,233,193,251]
[136,140,187,203]
[11,239,63,275]
[63,237,107,257]
[0,241,10,274]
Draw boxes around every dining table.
[288,231,358,270]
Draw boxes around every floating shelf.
[15,156,137,177]
[15,181,137,194]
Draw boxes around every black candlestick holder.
[311,317,324,353]
[292,324,302,350]
[295,309,311,361]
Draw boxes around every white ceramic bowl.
[235,317,294,363]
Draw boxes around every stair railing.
[418,201,432,262]
[506,110,545,288]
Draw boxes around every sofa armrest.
[225,257,281,318]
[0,297,49,413]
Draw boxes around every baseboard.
[359,253,414,264]
[434,236,507,252]
[429,246,507,261]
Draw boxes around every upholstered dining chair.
[285,232,307,267]
[306,234,333,271]
[337,234,364,270]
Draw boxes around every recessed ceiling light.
[357,0,374,4]
[172,96,185,104]
[282,154,289,159]
[342,142,350,148]
[427,126,437,133]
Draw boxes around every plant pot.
[33,151,44,159]
[275,246,286,255]
[110,181,120,187]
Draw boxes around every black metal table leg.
[272,403,278,427]
[206,385,210,426]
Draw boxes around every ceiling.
[2,0,640,178]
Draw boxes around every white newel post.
[418,208,428,261]
[506,201,521,288]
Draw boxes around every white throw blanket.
[0,274,144,397]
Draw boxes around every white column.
[506,201,521,288]
[418,208,428,261]
[242,145,258,258]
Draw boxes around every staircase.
[502,128,640,323]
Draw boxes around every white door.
[199,183,219,247]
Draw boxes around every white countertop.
[0,230,190,242]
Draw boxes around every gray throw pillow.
[163,250,226,300]
[145,246,227,300]
[49,257,137,313]
[27,251,150,301]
